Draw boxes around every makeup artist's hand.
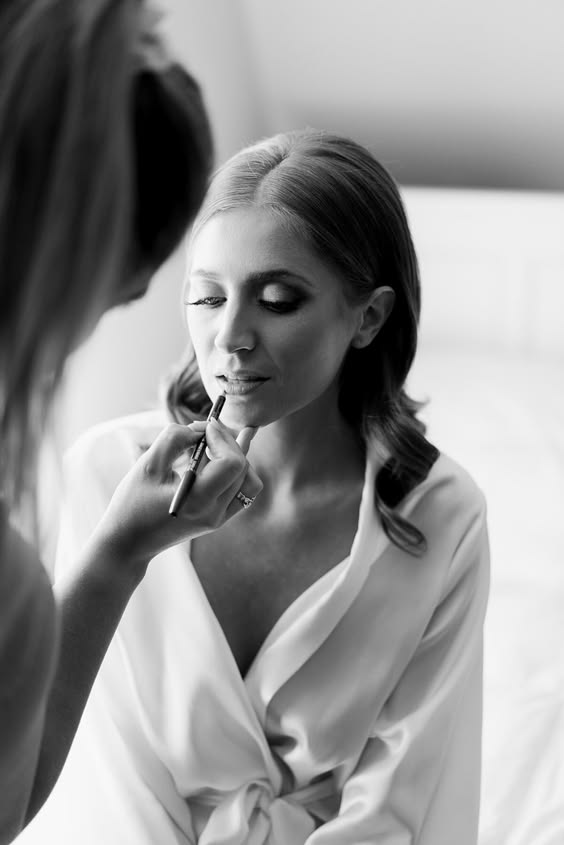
[89,419,261,579]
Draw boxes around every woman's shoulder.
[426,451,486,518]
[390,449,488,560]
[398,449,487,521]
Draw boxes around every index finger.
[142,423,205,477]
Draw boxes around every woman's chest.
[189,509,359,679]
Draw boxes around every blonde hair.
[0,0,212,506]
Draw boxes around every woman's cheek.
[187,318,211,357]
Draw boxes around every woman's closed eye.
[186,296,224,308]
[258,296,303,314]
[186,293,305,314]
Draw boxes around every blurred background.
[53,0,564,449]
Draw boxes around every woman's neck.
[245,400,365,502]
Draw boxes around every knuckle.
[140,451,160,477]
[142,459,155,478]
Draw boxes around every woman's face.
[184,207,363,431]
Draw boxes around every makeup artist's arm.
[24,420,260,823]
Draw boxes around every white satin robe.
[19,410,489,845]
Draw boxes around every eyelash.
[186,296,301,315]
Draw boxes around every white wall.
[240,0,564,190]
[160,0,265,163]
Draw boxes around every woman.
[0,2,261,841]
[21,130,489,844]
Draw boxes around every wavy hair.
[0,0,212,507]
[164,129,438,554]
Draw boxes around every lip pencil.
[168,393,226,517]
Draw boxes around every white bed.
[403,187,564,845]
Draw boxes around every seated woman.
[22,130,489,845]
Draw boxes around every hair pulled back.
[165,129,438,554]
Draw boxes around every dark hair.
[130,65,212,276]
[0,0,212,507]
[164,129,438,554]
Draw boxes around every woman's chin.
[222,411,262,433]
[220,402,274,433]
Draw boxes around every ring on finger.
[235,490,256,509]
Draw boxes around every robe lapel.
[121,547,283,794]
[245,452,390,724]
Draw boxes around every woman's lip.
[217,376,269,395]
[217,373,268,380]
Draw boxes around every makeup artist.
[22,129,490,845]
[0,2,261,842]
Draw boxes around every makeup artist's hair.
[0,0,212,508]
[165,129,438,555]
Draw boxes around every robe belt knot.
[195,776,335,844]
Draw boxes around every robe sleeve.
[307,502,490,845]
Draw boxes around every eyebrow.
[189,268,316,288]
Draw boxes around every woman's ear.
[351,286,395,349]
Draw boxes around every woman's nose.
[214,302,256,353]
